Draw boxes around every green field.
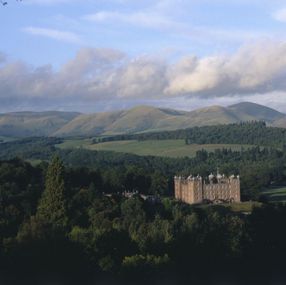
[82,140,253,158]
[227,201,262,212]
[261,186,286,203]
[193,201,261,213]
[57,139,253,158]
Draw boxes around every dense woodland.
[95,122,286,148]
[0,157,286,284]
[1,123,286,283]
[1,135,286,200]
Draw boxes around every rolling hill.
[0,111,80,137]
[54,102,286,137]
[0,102,285,137]
[228,102,286,122]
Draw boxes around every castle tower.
[175,172,241,205]
[229,175,241,203]
[174,175,203,204]
[174,176,182,200]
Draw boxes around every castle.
[174,171,240,205]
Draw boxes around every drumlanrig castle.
[174,172,240,205]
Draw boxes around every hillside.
[53,106,188,136]
[228,102,286,122]
[0,102,285,137]
[182,105,240,127]
[54,102,286,137]
[53,110,124,137]
[0,111,80,137]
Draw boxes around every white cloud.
[83,5,273,46]
[273,8,286,22]
[165,41,286,97]
[84,10,181,31]
[115,58,168,98]
[1,41,286,111]
[23,27,82,44]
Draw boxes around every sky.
[1,0,286,113]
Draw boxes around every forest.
[94,121,286,148]
[0,157,286,284]
[1,122,286,284]
[1,135,286,200]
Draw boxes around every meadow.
[57,138,254,158]
[194,201,262,213]
[261,186,286,203]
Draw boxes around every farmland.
[57,138,254,158]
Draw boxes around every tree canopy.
[37,155,67,228]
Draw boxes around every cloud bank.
[166,41,286,96]
[1,41,286,111]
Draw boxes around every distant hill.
[53,106,185,137]
[228,102,285,122]
[0,111,80,137]
[0,102,285,137]
[53,110,124,137]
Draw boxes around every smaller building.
[174,172,240,205]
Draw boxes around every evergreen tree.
[37,156,67,228]
[88,181,101,198]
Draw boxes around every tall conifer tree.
[37,156,67,228]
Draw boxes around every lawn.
[194,201,262,213]
[261,186,286,203]
[227,201,262,213]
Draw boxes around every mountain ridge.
[0,102,285,137]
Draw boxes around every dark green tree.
[37,156,67,228]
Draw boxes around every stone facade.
[174,172,240,204]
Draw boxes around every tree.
[121,197,146,231]
[37,156,67,228]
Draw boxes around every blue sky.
[1,0,286,112]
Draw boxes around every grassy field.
[195,201,262,213]
[85,140,253,158]
[261,186,286,203]
[57,138,254,158]
[227,201,262,212]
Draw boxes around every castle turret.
[174,174,203,204]
[209,173,215,184]
[175,171,241,205]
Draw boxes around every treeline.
[94,121,286,148]
[59,147,286,200]
[0,137,62,160]
[0,137,286,200]
[1,157,286,284]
